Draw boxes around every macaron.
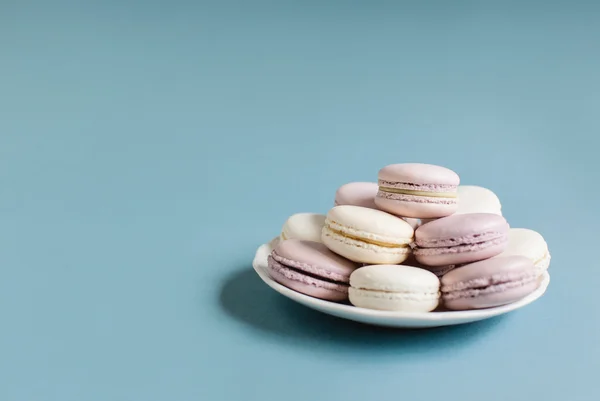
[280,213,326,243]
[494,228,550,276]
[334,181,421,229]
[375,163,460,218]
[441,256,539,310]
[414,213,509,266]
[456,185,502,215]
[334,182,379,209]
[349,264,440,312]
[267,239,359,301]
[321,205,414,264]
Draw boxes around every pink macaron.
[441,256,539,310]
[334,182,379,209]
[375,163,460,218]
[413,213,509,267]
[267,239,360,302]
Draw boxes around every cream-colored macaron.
[349,264,440,312]
[455,185,502,215]
[280,213,326,243]
[493,228,550,276]
[321,205,414,264]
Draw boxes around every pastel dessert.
[414,213,509,266]
[280,213,326,243]
[494,228,550,277]
[456,185,502,215]
[441,256,539,310]
[375,163,460,219]
[349,264,440,312]
[267,239,359,301]
[335,181,420,229]
[321,205,414,264]
[334,182,379,209]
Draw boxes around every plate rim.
[252,237,551,322]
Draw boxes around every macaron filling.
[325,227,409,248]
[442,271,538,301]
[378,180,457,198]
[378,180,457,192]
[377,190,458,205]
[267,254,349,293]
[350,288,439,302]
[323,219,411,249]
[536,251,551,267]
[533,251,551,274]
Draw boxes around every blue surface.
[1,1,598,400]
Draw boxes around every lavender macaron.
[441,256,539,310]
[267,239,360,302]
[414,213,509,267]
[375,163,460,219]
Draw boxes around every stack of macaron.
[267,163,550,312]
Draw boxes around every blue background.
[1,1,598,400]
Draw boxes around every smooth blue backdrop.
[1,1,598,400]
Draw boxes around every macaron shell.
[321,227,411,264]
[443,279,538,310]
[334,182,378,209]
[378,163,460,186]
[441,256,538,309]
[280,213,326,243]
[455,185,502,215]
[442,255,536,286]
[268,256,349,302]
[414,237,508,266]
[325,205,415,240]
[273,239,359,282]
[415,213,509,248]
[350,264,440,293]
[374,196,458,219]
[349,288,439,312]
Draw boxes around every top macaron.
[375,163,460,218]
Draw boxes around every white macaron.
[280,213,326,243]
[455,185,502,215]
[494,228,550,276]
[321,205,414,264]
[349,265,440,312]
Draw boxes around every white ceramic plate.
[252,237,551,328]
